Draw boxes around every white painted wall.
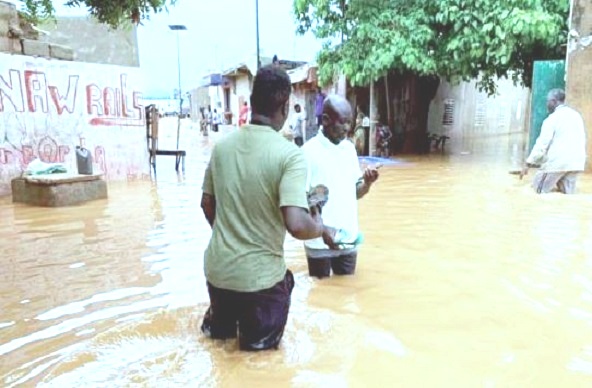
[428,78,530,136]
[231,75,251,124]
[0,53,149,196]
[427,77,531,159]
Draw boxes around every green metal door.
[528,60,565,153]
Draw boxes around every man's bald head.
[322,94,353,145]
[323,95,352,120]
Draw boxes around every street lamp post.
[256,0,260,70]
[169,24,187,150]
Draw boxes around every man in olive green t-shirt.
[200,65,326,351]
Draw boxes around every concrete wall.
[229,75,251,124]
[0,1,138,67]
[427,77,531,162]
[566,0,592,170]
[0,1,22,53]
[188,86,223,122]
[208,86,223,112]
[189,87,210,121]
[0,53,149,196]
[39,17,139,67]
[0,1,75,60]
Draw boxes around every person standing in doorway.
[200,65,329,351]
[239,102,249,127]
[315,87,326,129]
[521,88,587,194]
[290,104,305,147]
[302,95,380,278]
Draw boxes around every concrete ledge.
[21,38,50,57]
[12,173,108,207]
[24,173,102,184]
[49,43,74,61]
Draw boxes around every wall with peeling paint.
[0,53,149,197]
[566,0,592,170]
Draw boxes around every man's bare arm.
[201,193,216,228]
[356,165,380,199]
[356,180,371,199]
[281,206,324,240]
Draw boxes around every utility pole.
[168,24,187,151]
[256,0,261,70]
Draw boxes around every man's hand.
[309,203,322,220]
[310,206,338,249]
[363,166,380,185]
[519,162,537,180]
[322,226,338,250]
[519,166,529,180]
[357,165,380,199]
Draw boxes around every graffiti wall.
[0,53,149,196]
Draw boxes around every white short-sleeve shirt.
[302,130,362,251]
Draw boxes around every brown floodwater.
[2,122,592,387]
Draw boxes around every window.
[474,100,486,129]
[442,99,455,127]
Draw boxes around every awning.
[222,64,251,77]
[199,73,229,88]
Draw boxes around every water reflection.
[1,121,592,387]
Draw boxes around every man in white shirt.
[522,89,587,194]
[212,109,222,132]
[302,95,380,278]
[291,104,306,147]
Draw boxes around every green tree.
[294,0,569,153]
[18,0,176,27]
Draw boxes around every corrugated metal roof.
[288,64,318,85]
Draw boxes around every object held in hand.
[335,232,364,248]
[307,184,329,213]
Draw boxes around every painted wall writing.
[0,53,149,196]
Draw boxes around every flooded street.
[2,121,592,387]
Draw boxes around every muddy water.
[2,122,592,387]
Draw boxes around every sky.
[8,0,324,98]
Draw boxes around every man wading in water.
[521,88,587,194]
[200,65,330,351]
[302,95,380,278]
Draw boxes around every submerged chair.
[146,105,186,173]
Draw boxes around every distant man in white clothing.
[521,89,587,194]
[302,95,380,278]
[291,104,306,147]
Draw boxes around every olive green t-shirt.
[202,124,309,292]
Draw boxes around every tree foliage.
[294,0,569,94]
[18,0,176,27]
